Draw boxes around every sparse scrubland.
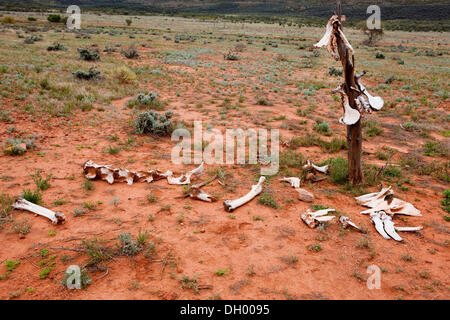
[0,12,448,300]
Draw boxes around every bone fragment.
[13,198,66,224]
[301,209,336,228]
[223,176,265,212]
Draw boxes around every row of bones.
[12,160,422,242]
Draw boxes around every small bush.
[328,157,348,185]
[22,188,42,205]
[77,48,100,61]
[441,190,450,214]
[47,14,61,23]
[31,170,52,191]
[134,110,174,136]
[375,52,385,59]
[3,16,15,24]
[47,42,67,51]
[258,192,279,209]
[28,17,37,21]
[313,120,332,136]
[114,66,136,83]
[224,49,239,61]
[72,67,101,80]
[328,66,343,76]
[121,45,140,59]
[118,233,142,256]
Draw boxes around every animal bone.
[83,160,170,185]
[223,176,265,212]
[356,79,384,111]
[303,160,329,174]
[280,177,314,202]
[301,209,336,228]
[370,211,391,240]
[167,162,204,185]
[182,175,217,202]
[280,177,301,189]
[13,198,66,224]
[394,226,423,232]
[339,93,360,125]
[356,95,372,113]
[355,186,393,208]
[339,216,362,232]
[314,15,353,61]
[380,211,403,241]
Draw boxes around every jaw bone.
[223,176,265,212]
[13,198,66,225]
[167,162,204,185]
[301,208,336,228]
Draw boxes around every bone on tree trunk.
[223,176,265,212]
[13,198,66,224]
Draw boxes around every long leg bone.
[223,176,265,212]
[13,198,66,224]
[394,226,423,232]
[301,209,336,228]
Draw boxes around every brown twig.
[376,152,396,179]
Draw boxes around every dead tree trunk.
[314,1,384,185]
[334,21,363,184]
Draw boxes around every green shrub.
[258,192,279,209]
[77,48,100,61]
[134,110,174,136]
[72,67,101,80]
[376,52,385,59]
[47,14,61,23]
[22,188,42,205]
[47,42,67,51]
[121,45,140,59]
[118,233,142,256]
[328,66,343,76]
[441,190,450,214]
[328,157,348,185]
[313,120,332,136]
[31,170,52,191]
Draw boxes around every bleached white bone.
[314,18,333,49]
[280,177,301,189]
[223,176,265,212]
[167,162,204,185]
[394,226,423,232]
[370,211,391,240]
[301,208,336,228]
[389,198,422,217]
[13,198,66,225]
[315,15,353,61]
[356,96,372,113]
[355,186,393,207]
[303,160,329,174]
[356,80,384,111]
[339,94,360,125]
[339,216,362,231]
[380,212,402,241]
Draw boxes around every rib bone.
[223,176,265,212]
[370,211,391,240]
[380,211,402,241]
[13,198,66,224]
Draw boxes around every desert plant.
[121,45,140,59]
[114,66,136,83]
[328,66,343,76]
[72,67,101,80]
[134,110,174,136]
[21,188,42,205]
[77,48,100,61]
[47,14,61,23]
[47,42,67,51]
[328,157,349,185]
[118,233,142,256]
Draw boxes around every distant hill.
[1,0,449,21]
